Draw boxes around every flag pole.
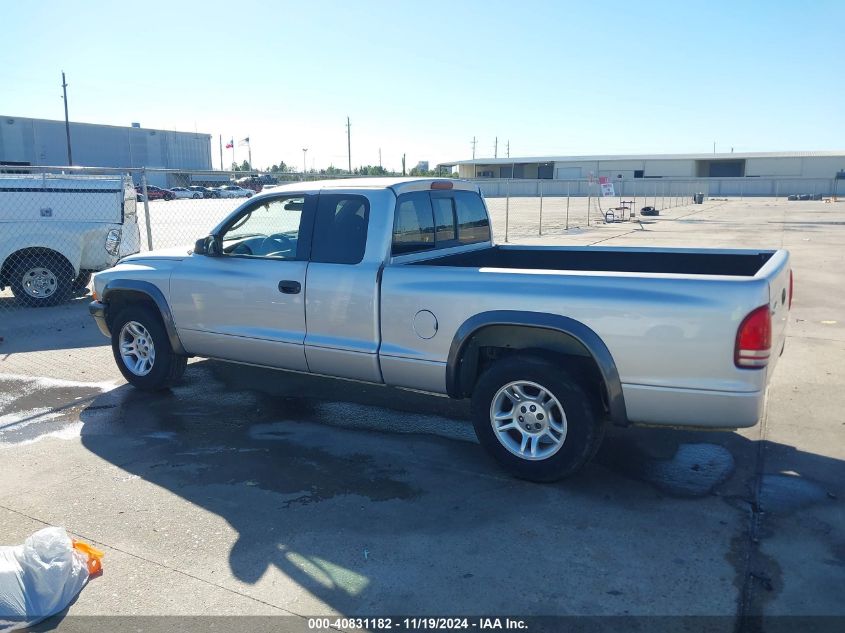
[218,135,223,171]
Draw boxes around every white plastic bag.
[0,527,94,631]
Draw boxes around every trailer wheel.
[9,252,74,307]
[471,355,604,482]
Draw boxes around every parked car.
[189,186,219,199]
[90,178,791,482]
[640,206,659,216]
[787,194,799,201]
[1,173,140,306]
[215,185,253,198]
[134,185,174,201]
[169,187,202,200]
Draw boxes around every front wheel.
[470,355,604,482]
[110,305,187,390]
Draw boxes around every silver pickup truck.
[89,178,792,481]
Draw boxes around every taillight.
[735,305,772,368]
[788,270,793,309]
[430,180,453,190]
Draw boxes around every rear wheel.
[471,355,604,482]
[110,305,187,390]
[10,252,74,307]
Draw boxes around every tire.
[72,271,92,291]
[110,304,187,390]
[470,355,604,482]
[9,252,74,307]
[164,194,174,201]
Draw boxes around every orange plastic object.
[72,539,104,575]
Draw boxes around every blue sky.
[2,0,843,171]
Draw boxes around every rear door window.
[310,194,370,264]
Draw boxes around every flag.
[225,139,233,149]
[238,137,250,146]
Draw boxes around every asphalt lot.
[0,197,843,631]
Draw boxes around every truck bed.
[411,245,774,277]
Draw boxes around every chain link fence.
[3,166,841,310]
[0,164,839,380]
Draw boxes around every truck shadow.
[76,360,843,616]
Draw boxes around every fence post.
[587,189,591,227]
[538,180,544,236]
[140,169,153,250]
[505,178,510,243]
[566,181,571,230]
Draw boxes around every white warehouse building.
[444,151,845,197]
[0,115,213,188]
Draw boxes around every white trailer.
[0,173,141,306]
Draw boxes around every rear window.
[454,191,491,244]
[311,194,370,264]
[392,192,435,255]
[392,189,490,256]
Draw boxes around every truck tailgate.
[757,249,791,377]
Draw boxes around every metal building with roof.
[0,115,213,187]
[443,151,845,181]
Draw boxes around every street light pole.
[61,71,73,165]
[302,148,308,181]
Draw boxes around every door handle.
[278,280,301,294]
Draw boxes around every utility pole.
[61,71,73,165]
[471,137,477,178]
[379,147,382,170]
[302,148,308,181]
[218,135,223,171]
[471,136,477,159]
[402,154,406,176]
[494,137,498,159]
[506,140,510,158]
[346,116,352,173]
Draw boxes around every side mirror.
[194,235,222,256]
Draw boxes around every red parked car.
[134,185,174,201]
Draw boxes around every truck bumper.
[89,300,111,338]
[622,383,764,429]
